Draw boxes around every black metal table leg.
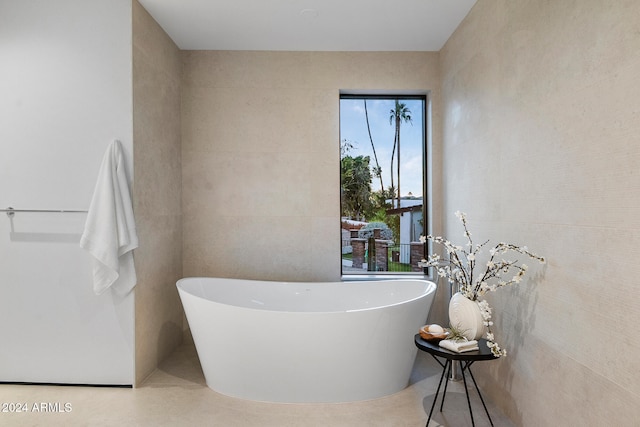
[467,364,495,427]
[426,359,450,427]
[439,359,453,412]
[461,362,476,427]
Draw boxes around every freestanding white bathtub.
[177,277,436,403]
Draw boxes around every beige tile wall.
[132,0,184,386]
[440,0,640,424]
[181,51,443,283]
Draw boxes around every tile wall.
[440,0,640,424]
[132,0,184,386]
[181,51,444,286]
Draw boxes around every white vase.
[448,292,486,340]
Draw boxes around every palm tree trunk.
[364,100,384,193]
[396,116,401,209]
[390,133,397,208]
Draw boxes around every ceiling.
[137,0,477,51]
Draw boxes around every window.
[340,94,427,275]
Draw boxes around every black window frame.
[339,93,429,277]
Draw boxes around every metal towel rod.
[2,207,88,217]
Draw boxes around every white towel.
[439,339,479,353]
[80,140,138,295]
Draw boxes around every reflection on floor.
[0,343,515,426]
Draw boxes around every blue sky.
[340,98,424,198]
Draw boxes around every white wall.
[0,0,134,384]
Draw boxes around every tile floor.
[0,343,515,426]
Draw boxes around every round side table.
[415,335,499,427]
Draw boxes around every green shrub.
[357,222,393,240]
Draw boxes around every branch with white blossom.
[419,212,545,358]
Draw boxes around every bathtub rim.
[176,277,436,315]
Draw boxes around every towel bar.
[2,207,89,217]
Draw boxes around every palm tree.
[389,100,412,208]
[363,99,384,193]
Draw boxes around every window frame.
[339,93,430,279]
